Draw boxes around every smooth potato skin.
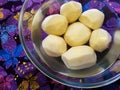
[62,46,97,70]
[79,9,104,29]
[60,1,82,23]
[42,35,67,57]
[90,29,112,52]
[64,22,91,46]
[42,14,68,35]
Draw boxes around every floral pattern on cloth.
[0,0,120,90]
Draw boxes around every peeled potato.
[42,35,67,57]
[90,28,112,52]
[64,22,91,46]
[60,1,82,23]
[42,14,68,35]
[79,9,104,29]
[62,46,97,70]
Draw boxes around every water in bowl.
[31,0,120,78]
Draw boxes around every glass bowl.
[19,0,120,88]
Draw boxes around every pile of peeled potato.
[41,1,112,70]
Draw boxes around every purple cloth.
[0,0,120,90]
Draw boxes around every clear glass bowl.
[19,0,120,88]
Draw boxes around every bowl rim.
[18,0,120,88]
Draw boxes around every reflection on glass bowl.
[19,0,120,88]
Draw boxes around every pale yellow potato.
[79,9,104,29]
[62,46,97,70]
[60,1,82,23]
[42,14,68,35]
[64,22,91,46]
[42,35,67,57]
[90,28,112,52]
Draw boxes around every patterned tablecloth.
[0,0,120,90]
